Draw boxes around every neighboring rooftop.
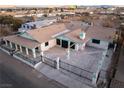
[24,19,57,28]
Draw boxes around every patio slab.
[44,46,104,73]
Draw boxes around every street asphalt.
[0,49,66,88]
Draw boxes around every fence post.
[92,71,100,87]
[114,43,117,52]
[56,57,60,69]
[41,51,44,62]
[66,49,70,60]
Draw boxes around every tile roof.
[4,35,40,49]
[3,21,116,49]
[27,23,67,43]
[65,26,116,43]
[87,26,116,42]
[65,29,90,43]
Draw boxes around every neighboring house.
[3,21,116,59]
[18,19,57,32]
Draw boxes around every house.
[3,23,67,58]
[18,19,57,32]
[3,21,116,60]
[55,25,116,51]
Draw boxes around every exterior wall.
[40,39,56,51]
[86,39,109,50]
[75,43,86,51]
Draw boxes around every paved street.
[0,50,65,88]
[114,45,124,82]
[109,42,124,88]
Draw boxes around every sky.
[0,0,124,6]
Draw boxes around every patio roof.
[3,35,40,49]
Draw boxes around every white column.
[40,51,44,62]
[81,43,86,50]
[10,42,12,48]
[5,41,8,46]
[25,47,29,55]
[75,44,79,51]
[114,43,117,52]
[60,39,62,47]
[20,45,22,53]
[92,71,99,86]
[15,44,18,51]
[40,44,42,52]
[32,48,36,58]
[56,57,60,69]
[68,41,70,49]
[66,48,70,60]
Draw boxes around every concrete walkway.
[35,63,92,88]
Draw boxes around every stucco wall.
[40,39,56,51]
[86,39,109,50]
[75,43,86,51]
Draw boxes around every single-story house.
[18,19,57,32]
[3,22,116,59]
[3,23,67,58]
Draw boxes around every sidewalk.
[35,62,92,88]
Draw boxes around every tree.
[60,14,65,19]
[43,14,48,17]
[12,18,23,31]
[102,15,117,28]
[60,8,64,12]
[80,15,92,22]
[0,15,24,36]
[48,8,53,13]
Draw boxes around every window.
[70,42,75,49]
[23,25,25,28]
[45,42,49,47]
[27,25,29,29]
[92,39,100,44]
[56,39,60,45]
[62,40,68,48]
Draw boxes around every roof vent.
[79,32,86,40]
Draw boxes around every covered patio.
[3,35,41,59]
